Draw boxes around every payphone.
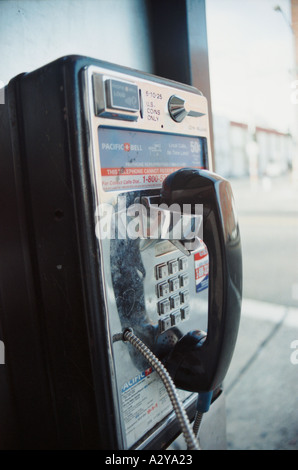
[0,56,242,450]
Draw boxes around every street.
[240,213,298,307]
[231,174,298,308]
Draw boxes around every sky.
[206,0,295,134]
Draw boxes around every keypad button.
[159,316,172,333]
[180,290,190,304]
[171,310,182,326]
[170,295,180,309]
[168,260,179,275]
[169,277,180,292]
[178,257,188,271]
[180,273,189,287]
[158,299,171,315]
[181,306,190,320]
[156,263,168,280]
[157,281,170,298]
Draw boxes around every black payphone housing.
[0,56,242,450]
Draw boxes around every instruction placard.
[98,127,206,192]
[121,367,191,448]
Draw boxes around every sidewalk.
[224,173,298,450]
[224,298,298,450]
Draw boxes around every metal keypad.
[155,255,191,333]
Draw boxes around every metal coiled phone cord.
[193,411,203,437]
[121,328,201,451]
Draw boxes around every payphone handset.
[160,167,242,393]
[85,64,242,449]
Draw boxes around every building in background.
[214,115,293,179]
[207,0,296,179]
